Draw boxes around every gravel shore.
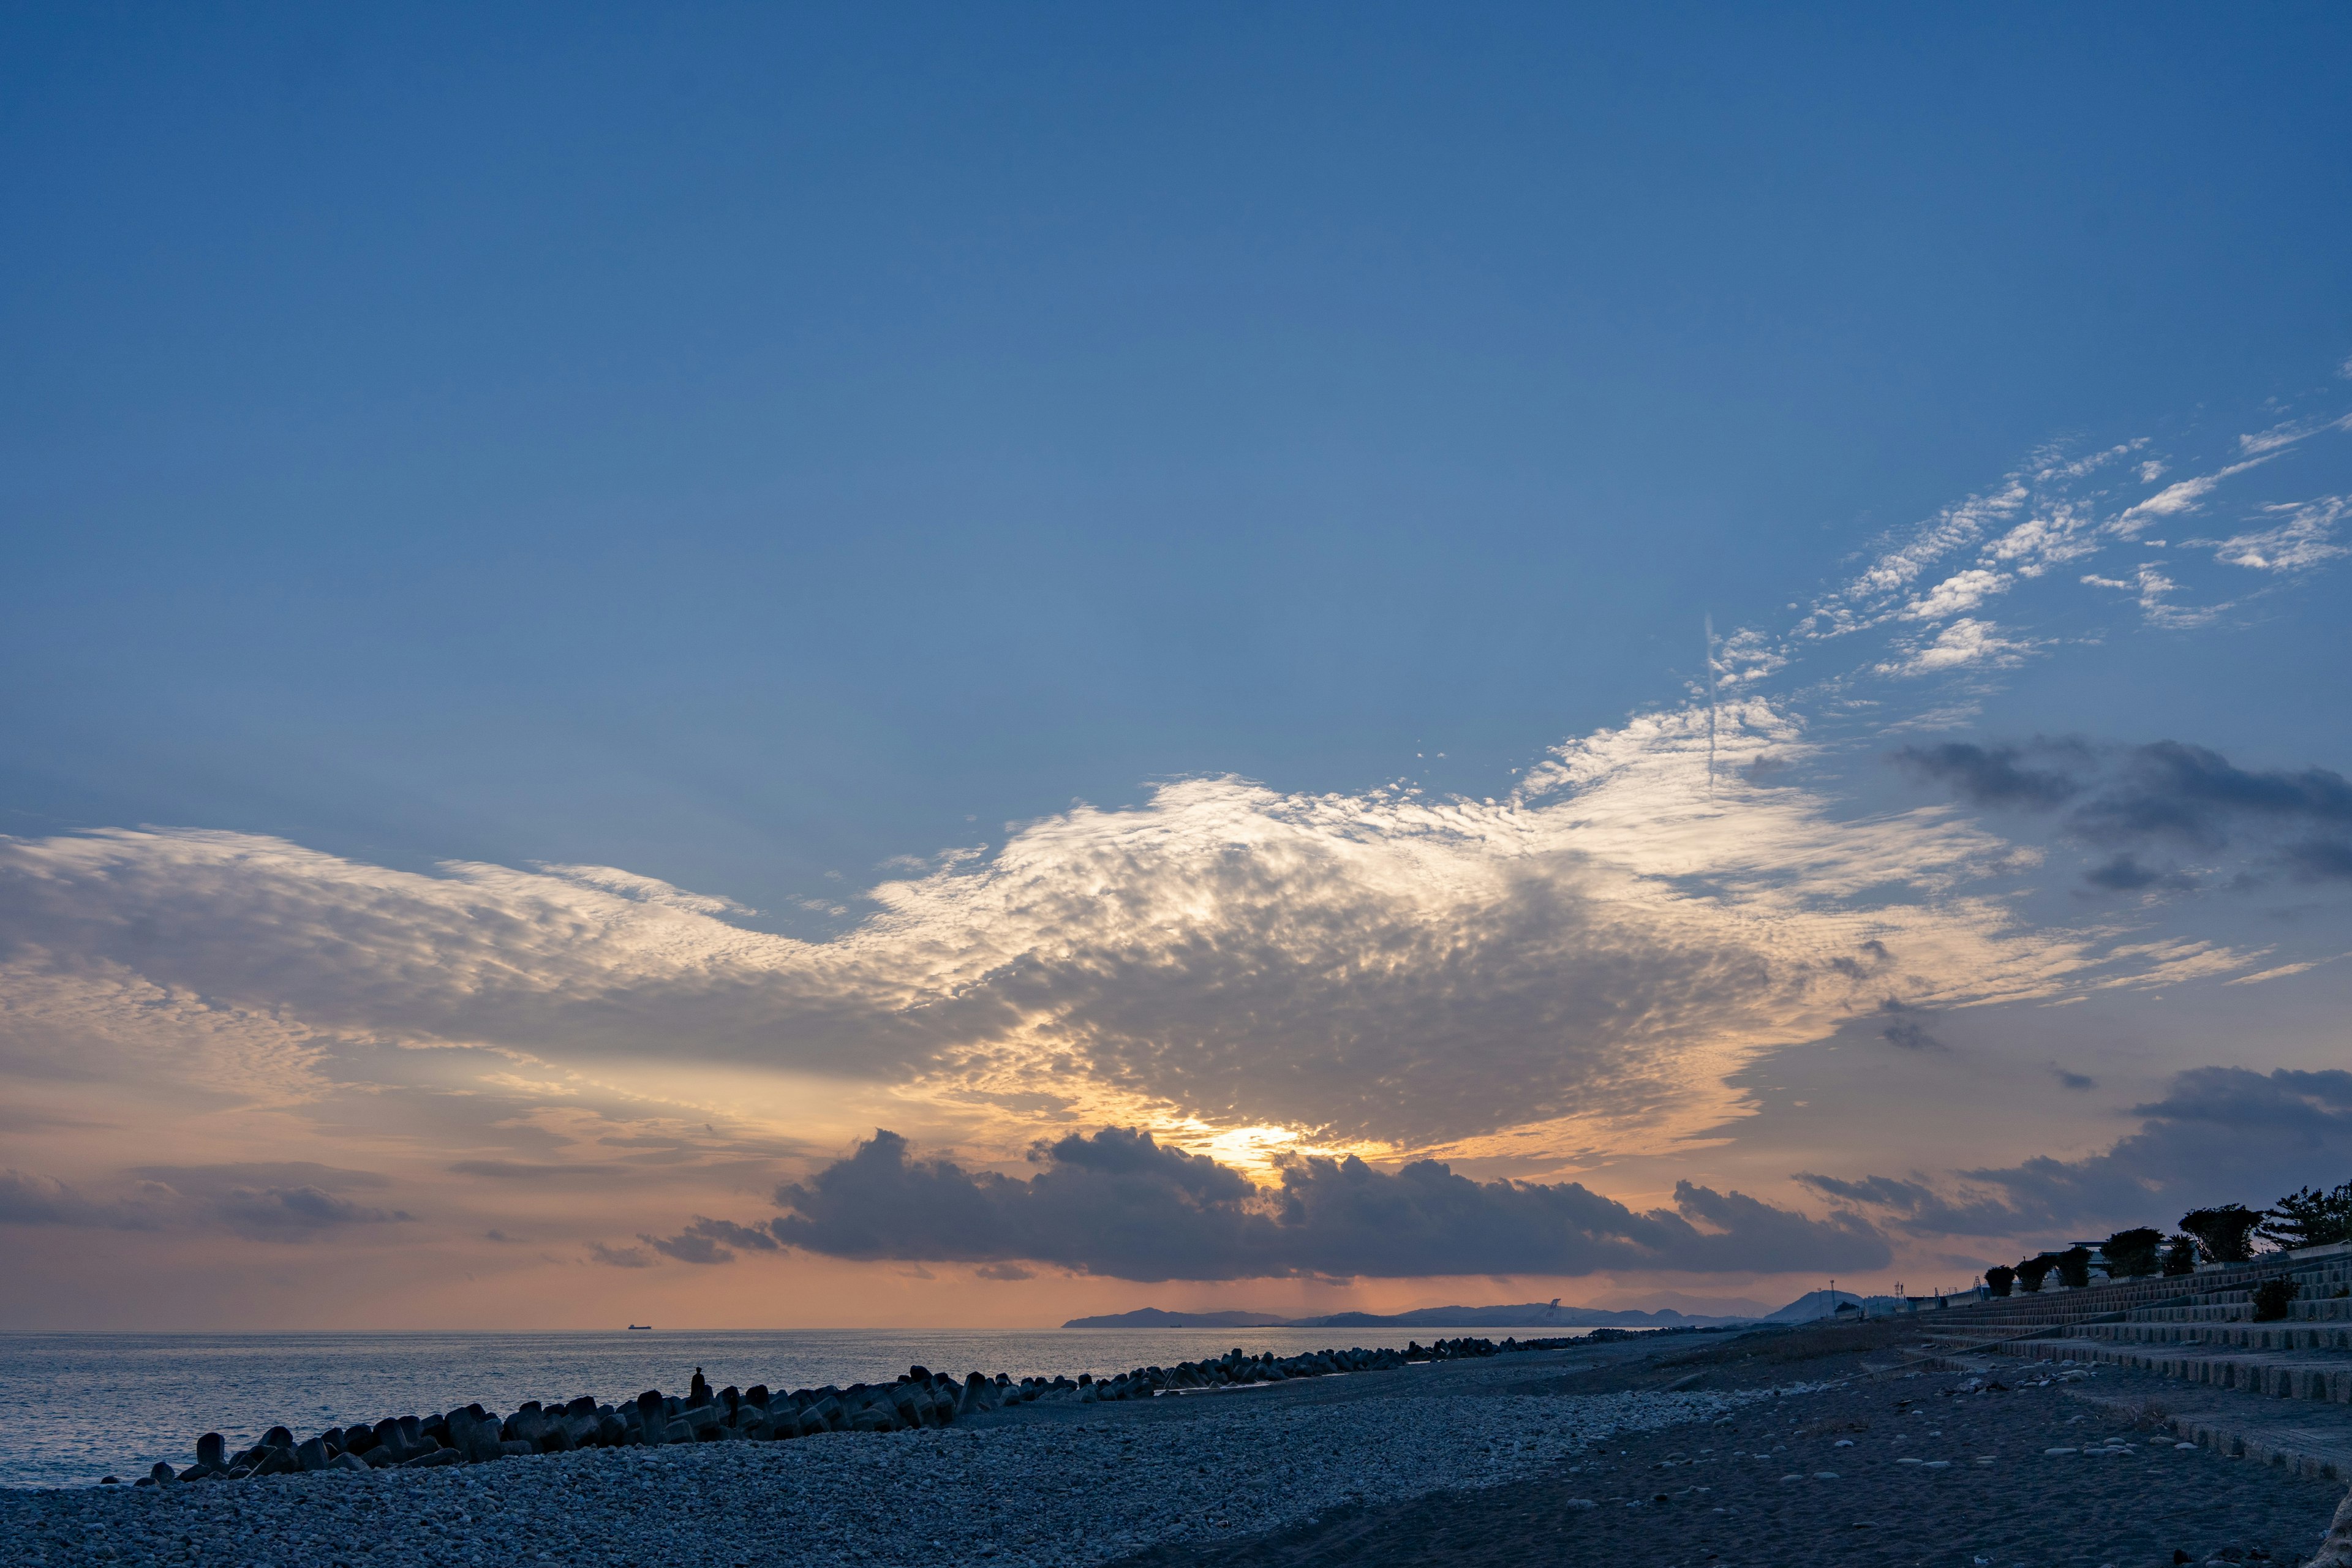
[1118,1333,2352,1568]
[0,1348,1754,1567]
[17,1325,2343,1568]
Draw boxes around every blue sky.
[3,4,2351,1327]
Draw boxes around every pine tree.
[2179,1204,2263,1264]
[2259,1183,2352,1251]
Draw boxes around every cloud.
[643,1216,782,1265]
[1799,1067,2352,1239]
[1901,568,2011,622]
[1875,617,2033,677]
[0,1169,161,1230]
[129,1163,412,1238]
[2203,495,2348,574]
[0,1162,410,1238]
[587,1240,656,1268]
[2050,1067,2096,1090]
[1,699,2201,1163]
[763,1127,1889,1282]
[1789,422,2350,670]
[448,1161,625,1180]
[1890,742,2084,809]
[1875,1000,1944,1050]
[2080,854,2193,893]
[1895,737,2352,884]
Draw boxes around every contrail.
[1705,613,1718,799]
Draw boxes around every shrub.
[2101,1227,2164,1279]
[2250,1278,2299,1322]
[1984,1264,2016,1298]
[2055,1244,2093,1289]
[2162,1235,2198,1276]
[2180,1204,2263,1264]
[2258,1182,2352,1252]
[2016,1254,2056,1293]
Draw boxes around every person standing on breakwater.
[691,1369,710,1403]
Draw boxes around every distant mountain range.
[1061,1290,1885,1330]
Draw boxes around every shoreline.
[0,1338,1740,1566]
[10,1324,2342,1567]
[0,1324,1664,1491]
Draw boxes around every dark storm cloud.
[1894,738,2352,885]
[1798,1067,2352,1239]
[759,1129,1888,1283]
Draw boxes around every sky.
[3,2,2351,1330]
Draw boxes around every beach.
[4,1327,2343,1567]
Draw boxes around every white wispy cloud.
[2204,494,2349,573]
[1873,617,2035,677]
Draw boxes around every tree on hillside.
[2162,1234,2198,1276]
[2259,1182,2352,1251]
[2015,1254,2056,1293]
[1984,1264,2016,1298]
[2179,1204,2263,1264]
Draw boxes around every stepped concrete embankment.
[1909,1241,2352,1482]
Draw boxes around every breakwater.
[127,1334,1593,1488]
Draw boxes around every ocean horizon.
[0,1325,1616,1490]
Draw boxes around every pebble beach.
[1,1346,1747,1567]
[9,1328,2346,1568]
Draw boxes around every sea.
[0,1325,1613,1490]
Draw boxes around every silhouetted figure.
[690,1367,710,1403]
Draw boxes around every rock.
[295,1437,332,1473]
[330,1452,369,1473]
[149,1462,176,1485]
[402,1449,464,1469]
[197,1433,225,1469]
[2305,1483,2352,1567]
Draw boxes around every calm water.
[0,1325,1605,1489]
